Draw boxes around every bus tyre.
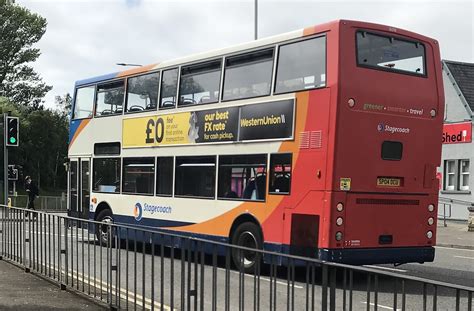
[231,222,262,274]
[96,209,114,246]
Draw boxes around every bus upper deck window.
[73,86,95,119]
[126,72,160,113]
[160,68,178,109]
[179,60,221,107]
[275,36,326,94]
[223,48,274,101]
[95,80,125,116]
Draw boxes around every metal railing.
[438,197,474,226]
[0,205,473,310]
[10,195,67,212]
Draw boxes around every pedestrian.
[25,176,39,218]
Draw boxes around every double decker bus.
[68,20,444,270]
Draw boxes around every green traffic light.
[9,137,16,144]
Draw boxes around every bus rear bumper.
[319,246,435,265]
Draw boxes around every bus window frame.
[156,156,174,198]
[92,156,122,194]
[124,71,161,115]
[174,155,217,200]
[221,47,276,102]
[72,84,97,120]
[178,58,223,107]
[121,156,156,196]
[94,78,127,118]
[159,67,179,110]
[355,29,428,78]
[217,153,268,203]
[273,34,327,95]
[268,153,293,195]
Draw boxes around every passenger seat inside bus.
[242,175,266,200]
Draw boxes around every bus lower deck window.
[218,154,267,201]
[269,153,292,194]
[175,156,216,198]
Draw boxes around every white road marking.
[220,267,304,289]
[363,265,407,273]
[39,264,173,311]
[436,246,474,252]
[361,301,400,310]
[454,255,474,260]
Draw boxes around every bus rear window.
[356,31,426,76]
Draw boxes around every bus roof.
[74,19,436,88]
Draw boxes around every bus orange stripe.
[116,63,158,78]
[69,119,91,150]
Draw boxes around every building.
[439,60,474,220]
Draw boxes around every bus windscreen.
[356,31,426,76]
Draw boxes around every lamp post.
[254,0,258,40]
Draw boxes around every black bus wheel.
[95,209,114,246]
[231,222,263,273]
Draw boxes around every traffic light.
[5,116,19,147]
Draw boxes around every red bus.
[68,20,444,270]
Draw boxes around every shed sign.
[442,122,472,144]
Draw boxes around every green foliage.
[0,96,68,191]
[0,1,52,108]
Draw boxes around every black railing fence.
[0,205,473,310]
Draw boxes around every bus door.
[68,158,90,220]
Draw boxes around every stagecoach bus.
[68,20,444,270]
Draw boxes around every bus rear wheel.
[95,209,114,246]
[231,222,263,273]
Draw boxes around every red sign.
[442,122,472,144]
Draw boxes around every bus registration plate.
[377,177,401,187]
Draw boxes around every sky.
[16,0,474,109]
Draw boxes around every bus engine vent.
[310,131,322,148]
[299,131,322,149]
[299,132,310,149]
[356,198,420,205]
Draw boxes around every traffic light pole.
[3,113,9,206]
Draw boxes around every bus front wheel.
[95,208,114,246]
[231,222,262,273]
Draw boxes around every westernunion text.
[240,115,284,127]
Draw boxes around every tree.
[0,96,69,192]
[55,93,72,117]
[0,1,52,108]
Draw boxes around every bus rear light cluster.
[336,217,343,226]
[335,232,343,241]
[428,204,435,212]
[336,202,344,212]
[426,231,433,239]
[428,217,434,226]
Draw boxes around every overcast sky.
[17,0,474,109]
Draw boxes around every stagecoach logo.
[377,123,410,134]
[377,123,385,132]
[134,203,143,221]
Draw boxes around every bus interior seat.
[224,191,239,198]
[242,175,266,200]
[273,175,290,193]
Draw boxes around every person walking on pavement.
[25,176,39,218]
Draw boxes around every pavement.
[436,219,474,249]
[0,259,106,311]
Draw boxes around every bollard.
[468,207,474,232]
